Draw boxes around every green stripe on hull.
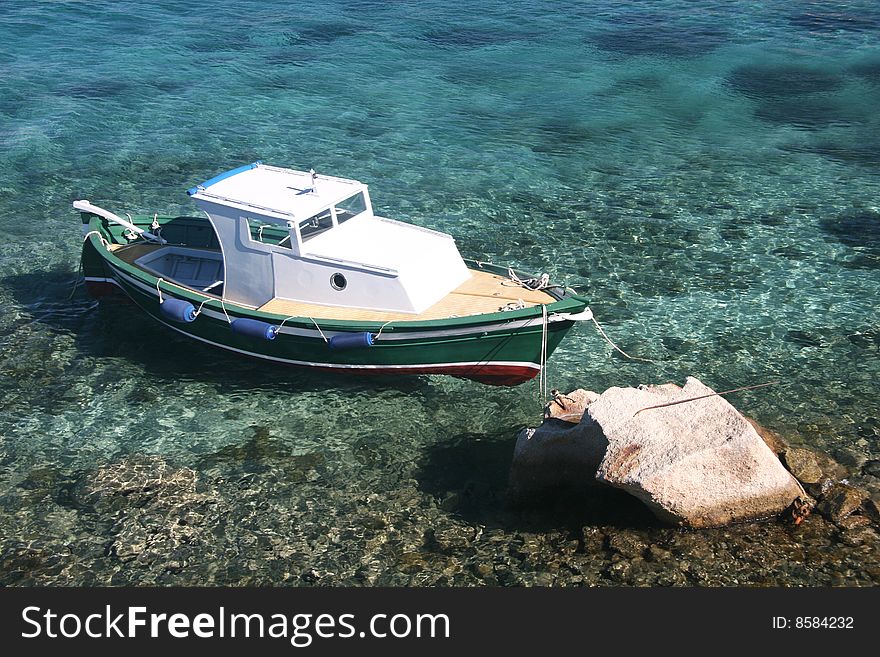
[105,264,571,369]
[79,212,588,381]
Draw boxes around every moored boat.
[75,162,591,385]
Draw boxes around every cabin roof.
[186,162,366,220]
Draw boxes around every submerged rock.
[838,526,879,548]
[607,532,647,560]
[862,496,880,524]
[803,451,850,499]
[426,524,477,554]
[831,448,867,471]
[816,484,869,523]
[813,451,848,480]
[835,515,871,531]
[70,455,198,514]
[726,63,843,100]
[783,448,824,485]
[0,543,52,586]
[589,22,727,58]
[865,460,880,478]
[70,455,223,567]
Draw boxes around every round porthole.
[330,273,347,291]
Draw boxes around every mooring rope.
[277,315,297,331]
[155,277,165,303]
[535,306,656,404]
[538,304,549,403]
[590,315,656,364]
[273,316,389,344]
[67,260,84,300]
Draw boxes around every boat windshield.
[298,210,334,242]
[333,192,367,224]
[295,191,367,245]
[248,216,292,249]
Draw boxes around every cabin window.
[245,217,292,249]
[333,192,367,224]
[299,211,334,241]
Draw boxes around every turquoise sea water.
[1,1,879,585]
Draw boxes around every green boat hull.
[79,212,589,385]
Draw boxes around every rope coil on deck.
[505,268,552,291]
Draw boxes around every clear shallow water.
[1,0,879,585]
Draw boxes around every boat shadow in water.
[1,268,434,395]
[415,429,659,531]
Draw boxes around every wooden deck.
[259,270,555,322]
[111,243,555,321]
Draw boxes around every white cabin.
[187,162,470,312]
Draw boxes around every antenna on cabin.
[309,168,317,194]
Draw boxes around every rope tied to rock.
[536,306,656,406]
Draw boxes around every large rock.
[509,418,607,496]
[591,377,804,527]
[746,418,789,455]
